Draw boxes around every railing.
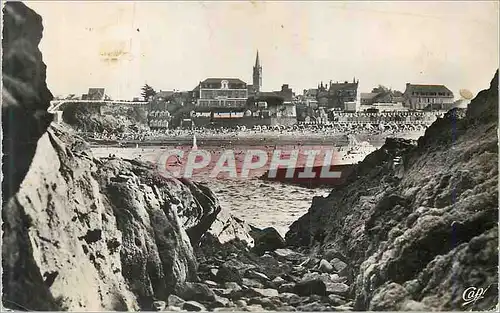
[48,100,148,113]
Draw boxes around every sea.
[90,131,424,236]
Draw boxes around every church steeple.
[253,50,262,93]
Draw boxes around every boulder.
[250,288,279,298]
[325,282,349,296]
[175,282,216,302]
[278,283,296,294]
[210,295,232,308]
[168,294,186,307]
[276,305,297,311]
[251,227,286,256]
[296,301,331,312]
[293,279,327,296]
[329,258,348,275]
[224,282,242,292]
[216,265,242,284]
[278,293,302,306]
[151,301,166,311]
[183,301,207,311]
[317,259,333,273]
[234,299,247,308]
[241,278,264,289]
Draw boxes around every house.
[273,84,295,102]
[87,88,106,100]
[154,90,175,102]
[193,78,248,108]
[316,79,359,110]
[403,83,454,110]
[360,93,379,106]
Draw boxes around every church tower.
[253,50,262,93]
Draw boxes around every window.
[221,80,229,89]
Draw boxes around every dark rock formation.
[1,2,253,310]
[250,226,287,256]
[2,1,54,203]
[286,70,499,310]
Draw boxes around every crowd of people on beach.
[79,119,430,143]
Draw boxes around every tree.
[371,85,390,94]
[141,84,156,101]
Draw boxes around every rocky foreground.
[286,71,499,311]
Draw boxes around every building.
[253,50,262,93]
[193,78,248,108]
[81,88,106,100]
[360,93,379,106]
[403,83,454,110]
[274,84,295,102]
[317,78,359,110]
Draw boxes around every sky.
[24,1,499,100]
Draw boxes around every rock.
[216,260,254,284]
[272,248,303,263]
[152,300,167,311]
[327,294,347,306]
[276,305,297,311]
[183,301,207,311]
[325,282,349,296]
[368,282,410,310]
[270,276,286,287]
[329,273,345,283]
[234,299,247,307]
[322,249,347,263]
[290,266,307,276]
[241,278,264,289]
[210,295,231,308]
[224,282,242,292]
[213,289,233,298]
[244,270,270,283]
[248,297,276,310]
[175,282,216,302]
[216,265,242,284]
[251,227,286,256]
[168,294,186,307]
[278,283,296,294]
[243,304,265,312]
[165,305,183,311]
[209,268,219,279]
[250,288,279,298]
[278,293,302,306]
[401,300,429,311]
[317,259,333,273]
[293,279,327,296]
[203,280,218,288]
[329,258,348,275]
[332,304,353,311]
[296,302,331,312]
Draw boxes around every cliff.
[1,2,251,311]
[286,70,499,311]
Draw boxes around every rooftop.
[405,84,453,96]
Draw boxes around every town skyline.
[26,1,499,100]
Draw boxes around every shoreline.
[87,130,424,149]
